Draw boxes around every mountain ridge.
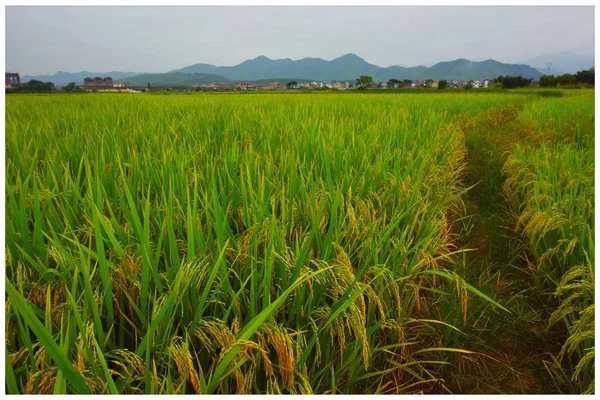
[21,53,548,86]
[170,53,542,81]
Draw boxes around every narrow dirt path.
[446,105,564,393]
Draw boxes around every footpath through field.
[445,102,565,393]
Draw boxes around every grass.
[5,89,594,394]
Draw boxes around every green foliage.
[61,82,80,92]
[12,79,56,93]
[355,75,373,89]
[540,69,595,87]
[387,78,401,88]
[575,69,594,86]
[495,75,533,89]
[539,74,575,87]
[438,80,448,90]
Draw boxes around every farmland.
[5,90,594,394]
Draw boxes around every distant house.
[83,76,114,90]
[6,72,20,89]
[235,82,257,91]
[194,82,234,91]
[113,81,128,88]
[268,81,282,90]
[448,79,473,88]
[214,84,235,91]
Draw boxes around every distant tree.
[560,74,576,86]
[539,74,558,87]
[19,79,56,93]
[355,75,373,90]
[495,75,533,89]
[464,83,473,90]
[401,79,412,87]
[425,79,434,86]
[286,81,298,89]
[61,82,78,92]
[438,80,448,90]
[387,78,401,88]
[575,69,594,86]
[539,70,593,87]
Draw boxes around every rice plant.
[502,91,595,393]
[5,90,592,394]
[5,93,489,394]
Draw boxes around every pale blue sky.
[6,6,595,75]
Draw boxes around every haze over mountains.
[21,52,594,87]
[520,52,595,75]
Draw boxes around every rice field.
[5,90,594,394]
[502,91,595,393]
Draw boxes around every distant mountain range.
[22,52,594,87]
[171,53,542,82]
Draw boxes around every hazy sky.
[6,6,595,75]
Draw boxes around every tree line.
[6,80,82,93]
[354,70,593,91]
[539,69,594,87]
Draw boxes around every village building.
[6,72,20,89]
[235,82,257,91]
[83,76,114,90]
